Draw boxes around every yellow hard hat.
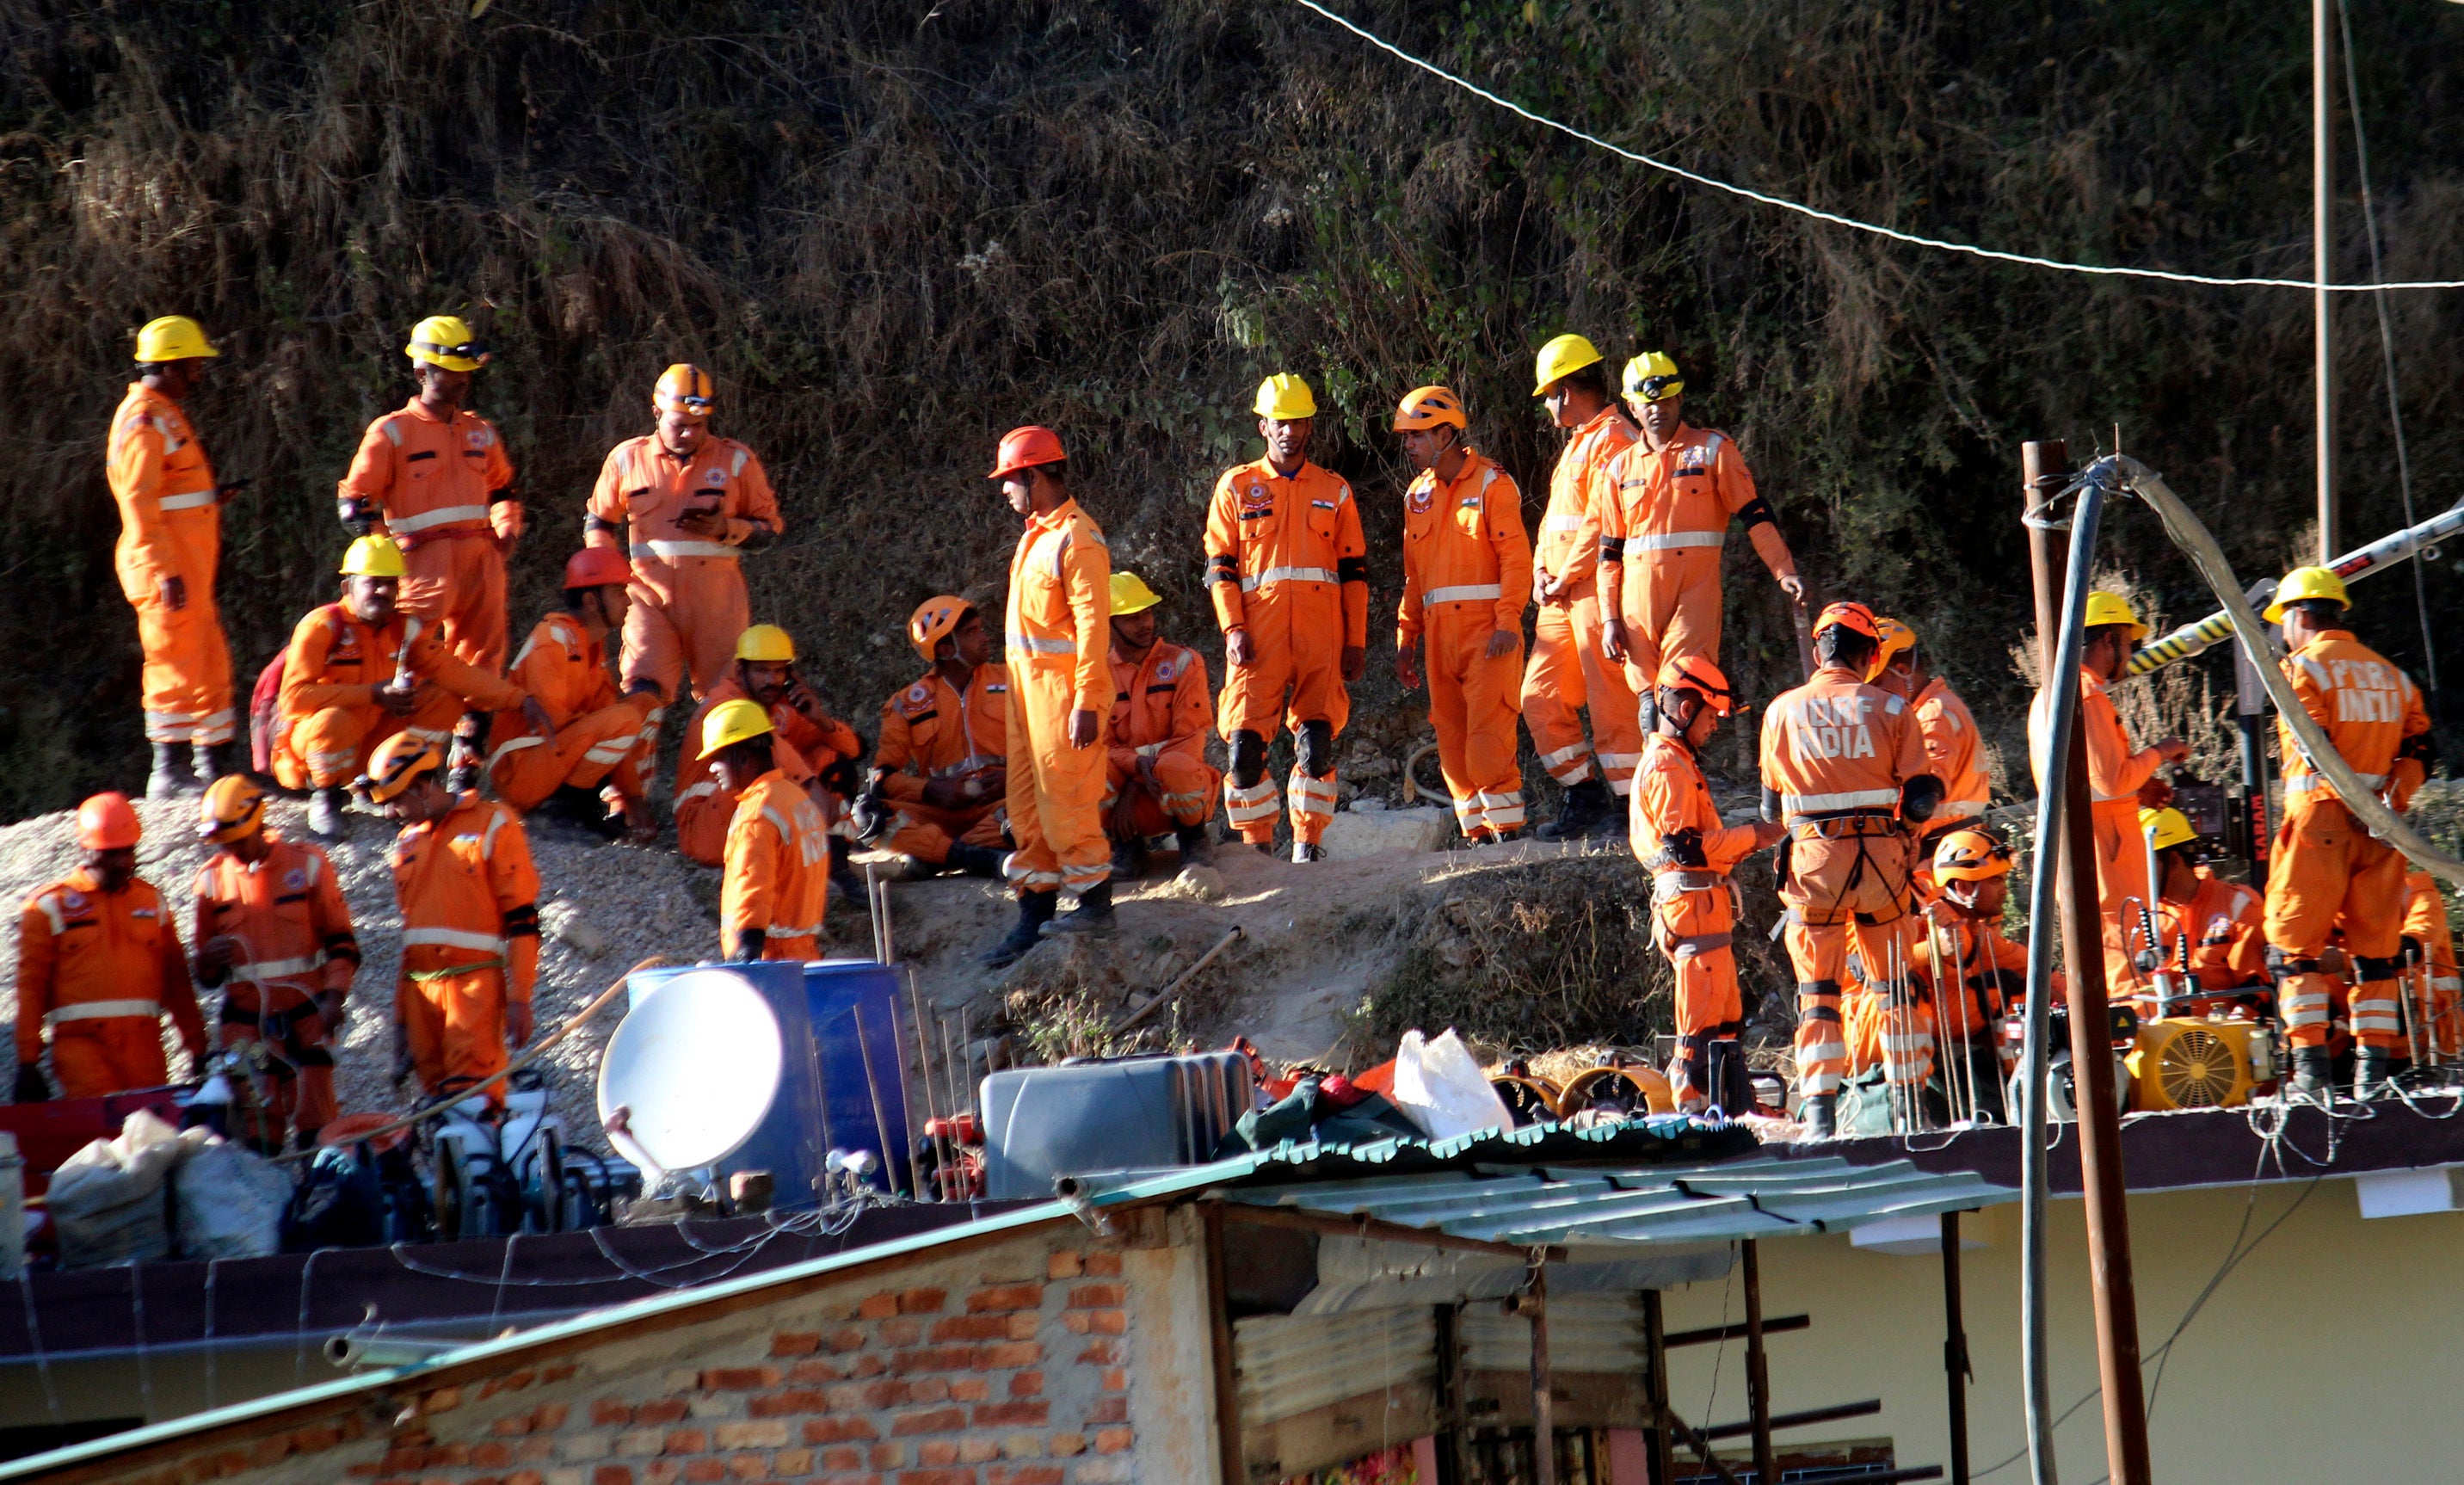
[340,535,408,578]
[199,775,267,844]
[699,697,776,759]
[1393,385,1468,431]
[2264,565,2350,622]
[405,315,490,373]
[1531,334,1604,397]
[134,316,219,364]
[1866,616,1916,681]
[2081,590,2148,641]
[1254,373,1318,422]
[654,363,716,419]
[2141,805,2197,853]
[361,733,443,804]
[1622,351,1684,403]
[735,624,797,663]
[1110,571,1163,617]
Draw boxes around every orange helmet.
[361,732,444,804]
[1932,829,2014,883]
[909,595,975,662]
[1813,601,1880,643]
[563,547,631,590]
[199,776,267,844]
[653,364,716,419]
[1655,656,1737,717]
[989,425,1066,480]
[1392,385,1468,431]
[1867,615,1916,680]
[75,792,141,851]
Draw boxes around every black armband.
[1207,554,1241,585]
[1598,536,1626,563]
[1650,827,1708,869]
[502,904,541,939]
[488,485,521,505]
[1761,786,1784,825]
[1735,496,1779,530]
[584,515,623,536]
[324,932,363,966]
[2400,730,2437,766]
[1901,773,1944,824]
[1336,557,1369,584]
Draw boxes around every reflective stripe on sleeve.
[157,490,218,512]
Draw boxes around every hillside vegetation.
[4,0,2463,819]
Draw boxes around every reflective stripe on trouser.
[619,564,749,706]
[884,800,1007,866]
[1289,772,1340,846]
[1655,878,1740,1108]
[1104,753,1223,836]
[487,701,648,813]
[1217,584,1352,747]
[48,1014,173,1100]
[1847,985,1937,1088]
[1611,546,1722,699]
[1003,660,1110,893]
[1520,592,1642,795]
[1783,829,1916,1098]
[132,555,234,744]
[397,964,510,1105]
[274,689,471,790]
[1426,607,1525,839]
[2266,798,2409,1048]
[1224,775,1283,843]
[398,532,509,674]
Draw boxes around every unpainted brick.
[712,1421,791,1451]
[989,1467,1064,1485]
[894,1471,975,1485]
[560,1434,613,1462]
[724,1454,767,1480]
[958,1439,1001,1465]
[1007,1371,1042,1398]
[1045,1253,1083,1279]
[746,1389,828,1419]
[870,1441,907,1468]
[593,1403,635,1428]
[970,1402,1049,1427]
[1098,1368,1126,1393]
[424,1387,465,1414]
[544,1365,579,1384]
[897,1287,950,1313]
[792,1359,849,1384]
[999,1433,1045,1459]
[889,1407,966,1436]
[701,1368,782,1392]
[829,1328,868,1353]
[858,1293,900,1321]
[850,1354,890,1379]
[593,1467,634,1485]
[772,1333,823,1358]
[1058,1314,1092,1336]
[917,1442,959,1467]
[1088,1311,1127,1336]
[966,1285,1044,1313]
[930,1316,1013,1343]
[614,1430,667,1457]
[664,1432,708,1456]
[633,1396,689,1421]
[881,1317,925,1347]
[1073,1343,1118,1366]
[1091,1428,1133,1455]
[1074,1458,1132,1484]
[536,1405,572,1432]
[983,1342,1042,1370]
[1047,1433,1086,1457]
[820,1445,866,1470]
[682,1462,725,1484]
[1081,1254,1122,1278]
[803,1419,882,1446]
[910,1377,952,1404]
[1064,1285,1123,1309]
[950,1378,991,1403]
[1087,1399,1127,1426]
[773,1450,813,1476]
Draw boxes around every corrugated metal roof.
[1461,1294,1642,1374]
[1235,1306,1438,1423]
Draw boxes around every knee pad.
[2264,946,2319,983]
[2354,954,2403,983]
[1294,718,1335,779]
[1229,730,1268,789]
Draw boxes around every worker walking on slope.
[12,794,207,1102]
[1521,335,1641,840]
[1629,657,1785,1112]
[1205,375,1370,861]
[2135,805,2267,1017]
[486,549,662,841]
[2258,567,2432,1098]
[672,625,863,868]
[858,598,1009,879]
[701,700,833,962]
[1903,829,2041,1125]
[1598,353,1803,728]
[1760,602,1942,1137]
[191,777,360,1151]
[983,426,1116,965]
[1393,386,1532,842]
[1103,572,1220,877]
[271,537,543,839]
[364,735,539,1105]
[112,317,237,798]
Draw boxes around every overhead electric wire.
[1284,0,2464,293]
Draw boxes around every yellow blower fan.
[2126,1018,2267,1111]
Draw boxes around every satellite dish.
[597,968,785,1171]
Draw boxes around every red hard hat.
[989,425,1066,481]
[76,792,142,850]
[1813,601,1881,643]
[564,547,632,590]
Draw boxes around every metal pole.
[2017,440,2067,1485]
[1525,1266,1555,1485]
[1941,1212,1971,1485]
[2315,0,2337,561]
[1199,1204,1247,1485]
[2235,641,2273,881]
[1642,1289,1675,1485]
[1741,1242,1777,1485]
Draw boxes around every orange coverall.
[109,382,234,748]
[1867,904,2053,1111]
[2139,868,2268,1018]
[2264,630,2430,1051]
[193,836,359,1143]
[584,434,783,714]
[1106,641,1220,836]
[1760,665,1932,1099]
[1005,497,1114,893]
[875,664,1009,866]
[674,673,861,866]
[1399,452,1532,839]
[16,867,206,1099]
[722,770,834,961]
[1521,408,1642,797]
[1596,425,1792,693]
[340,399,521,672]
[485,613,656,813]
[1204,458,1368,847]
[2028,668,2166,986]
[1630,733,1760,1108]
[272,602,526,790]
[2402,870,2460,1058]
[389,793,539,1100]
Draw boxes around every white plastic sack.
[1387,1029,1512,1141]
[46,1109,183,1269]
[173,1131,293,1260]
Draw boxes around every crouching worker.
[857,596,1009,878]
[1906,829,2043,1125]
[704,699,831,963]
[1104,572,1219,876]
[487,548,661,840]
[366,735,539,1106]
[674,625,862,868]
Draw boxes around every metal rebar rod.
[1741,1241,1776,1485]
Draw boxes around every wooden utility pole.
[1741,1242,1777,1485]
[2022,441,2153,1485]
[2315,0,2337,561]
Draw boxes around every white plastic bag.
[46,1109,184,1268]
[173,1131,293,1260]
[1387,1029,1512,1141]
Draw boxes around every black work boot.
[306,786,347,839]
[1798,1093,1837,1139]
[2290,1046,2332,1099]
[146,742,194,800]
[1537,778,1613,841]
[829,836,865,903]
[2354,1047,2392,1102]
[1174,823,1217,868]
[945,842,1006,879]
[191,741,232,785]
[980,890,1059,968]
[1109,837,1148,881]
[1045,879,1117,938]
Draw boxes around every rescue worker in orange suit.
[857,598,1009,879]
[2258,566,2433,1097]
[673,625,864,867]
[702,699,833,962]
[1598,354,1803,730]
[1759,602,1941,1137]
[1206,376,1369,861]
[272,537,543,840]
[1521,336,1641,840]
[982,427,1117,965]
[1103,572,1220,877]
[112,317,237,798]
[2133,805,2268,1018]
[1392,386,1532,842]
[190,777,360,1151]
[2400,871,2460,1061]
[1869,618,1993,899]
[11,794,207,1103]
[365,734,539,1104]
[2025,591,2189,986]
[582,365,784,765]
[1902,829,2042,1125]
[1629,657,1784,1112]
[486,548,662,841]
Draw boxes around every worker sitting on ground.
[2401,871,2460,1063]
[366,734,539,1107]
[1903,829,2045,1126]
[2132,806,2267,1019]
[855,597,1009,880]
[191,777,360,1151]
[1393,385,1532,843]
[673,624,863,871]
[704,699,832,963]
[1869,618,1993,895]
[1103,571,1220,877]
[12,794,208,1102]
[485,548,661,841]
[270,536,543,839]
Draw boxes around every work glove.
[12,1064,51,1103]
[337,496,380,538]
[2401,935,2426,970]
